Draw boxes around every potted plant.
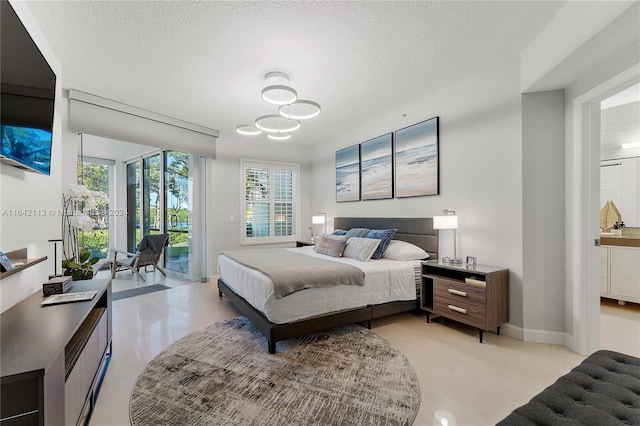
[62,247,99,281]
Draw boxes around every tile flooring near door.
[89,279,638,426]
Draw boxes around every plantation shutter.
[245,167,270,238]
[242,160,299,245]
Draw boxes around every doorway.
[569,65,639,356]
[598,83,640,356]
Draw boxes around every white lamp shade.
[312,214,326,224]
[433,215,458,230]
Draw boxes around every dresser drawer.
[433,280,486,328]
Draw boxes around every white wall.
[208,135,312,276]
[310,60,525,329]
[0,2,63,312]
[522,90,566,341]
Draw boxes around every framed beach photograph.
[394,117,439,197]
[336,144,361,202]
[360,133,393,200]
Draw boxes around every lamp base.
[441,257,463,265]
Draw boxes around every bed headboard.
[333,217,438,259]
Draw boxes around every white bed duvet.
[217,246,420,324]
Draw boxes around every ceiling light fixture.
[236,71,321,141]
[621,141,640,149]
[236,125,262,136]
[261,72,297,105]
[255,115,301,133]
[268,133,292,141]
[279,100,321,120]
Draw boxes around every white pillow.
[343,237,380,262]
[382,240,429,260]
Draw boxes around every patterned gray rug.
[130,316,420,425]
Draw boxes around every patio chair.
[110,234,169,282]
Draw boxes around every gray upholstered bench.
[498,350,640,425]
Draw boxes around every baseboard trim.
[523,328,567,345]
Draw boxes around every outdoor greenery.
[77,162,110,259]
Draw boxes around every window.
[242,160,299,245]
[77,159,111,259]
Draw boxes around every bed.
[498,350,640,425]
[217,217,438,353]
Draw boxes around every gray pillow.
[314,235,347,257]
[343,237,380,262]
[314,234,347,251]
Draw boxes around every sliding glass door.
[143,154,161,236]
[126,150,192,275]
[126,160,141,253]
[164,151,190,274]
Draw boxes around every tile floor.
[89,270,640,426]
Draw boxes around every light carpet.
[130,316,420,425]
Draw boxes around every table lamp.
[312,213,327,237]
[433,209,461,264]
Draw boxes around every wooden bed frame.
[218,217,438,353]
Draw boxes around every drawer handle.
[448,305,467,314]
[448,288,467,297]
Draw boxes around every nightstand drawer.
[434,280,485,305]
[433,280,486,327]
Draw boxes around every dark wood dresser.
[1,279,112,425]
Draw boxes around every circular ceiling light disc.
[255,115,301,133]
[268,133,292,141]
[262,85,297,105]
[279,100,321,120]
[236,125,262,136]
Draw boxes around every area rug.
[130,316,420,425]
[112,284,170,301]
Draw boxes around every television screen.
[1,1,56,176]
[1,124,52,175]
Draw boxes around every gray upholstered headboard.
[333,217,438,259]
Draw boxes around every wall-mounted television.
[1,0,56,175]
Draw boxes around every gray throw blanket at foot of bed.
[220,249,364,298]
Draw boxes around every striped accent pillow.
[343,237,380,262]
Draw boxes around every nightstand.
[295,240,315,247]
[421,261,509,343]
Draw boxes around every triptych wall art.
[335,116,439,202]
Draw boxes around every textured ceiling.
[24,1,565,146]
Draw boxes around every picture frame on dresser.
[336,144,361,202]
[394,116,439,198]
[360,133,393,200]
